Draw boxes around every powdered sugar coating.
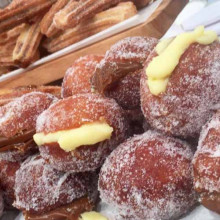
[62,55,103,98]
[141,41,220,138]
[193,111,220,212]
[37,93,128,172]
[14,155,92,214]
[105,70,141,110]
[105,36,158,62]
[0,92,58,138]
[99,130,197,220]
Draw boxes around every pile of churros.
[0,0,151,75]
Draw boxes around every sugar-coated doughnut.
[99,131,197,220]
[141,41,220,138]
[0,92,57,138]
[14,155,94,214]
[62,55,103,98]
[193,111,220,214]
[91,36,158,93]
[36,93,128,172]
[105,70,141,110]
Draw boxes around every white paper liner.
[0,0,162,83]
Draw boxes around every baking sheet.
[0,0,163,83]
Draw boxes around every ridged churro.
[40,0,70,37]
[54,0,121,30]
[13,18,43,67]
[44,2,137,53]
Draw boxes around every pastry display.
[34,93,128,172]
[99,131,197,220]
[43,2,137,53]
[141,26,220,138]
[0,7,219,217]
[193,111,220,214]
[14,155,95,218]
[0,92,57,205]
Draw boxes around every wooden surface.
[0,0,187,89]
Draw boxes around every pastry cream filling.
[33,122,113,152]
[79,211,108,220]
[146,26,218,96]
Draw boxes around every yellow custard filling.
[33,122,113,152]
[79,211,108,220]
[146,26,218,96]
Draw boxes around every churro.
[41,0,70,37]
[13,18,42,67]
[44,2,137,53]
[0,23,25,46]
[54,0,121,30]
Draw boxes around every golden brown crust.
[44,2,137,53]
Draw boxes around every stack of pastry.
[0,26,219,220]
[0,0,152,75]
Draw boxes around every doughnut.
[14,155,95,215]
[104,69,144,135]
[99,130,197,220]
[0,92,57,205]
[193,110,220,214]
[105,70,141,110]
[140,28,220,138]
[0,85,61,107]
[62,55,103,98]
[0,92,57,138]
[91,36,158,93]
[35,93,128,172]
